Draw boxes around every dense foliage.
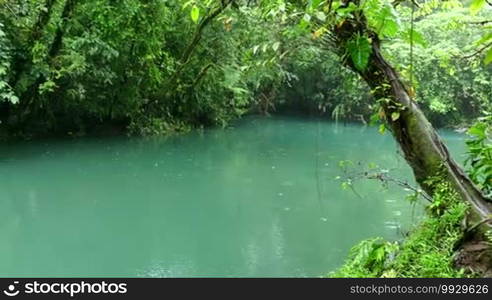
[0,0,490,138]
[466,115,492,197]
[385,7,492,127]
[332,172,470,277]
[0,0,285,137]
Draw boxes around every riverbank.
[331,177,492,277]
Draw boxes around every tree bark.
[331,3,492,232]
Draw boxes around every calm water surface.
[0,116,466,277]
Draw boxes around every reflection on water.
[0,116,465,277]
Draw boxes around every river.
[0,116,467,277]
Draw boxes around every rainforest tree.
[254,0,492,245]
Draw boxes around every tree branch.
[466,20,492,25]
[191,63,213,89]
[462,41,492,60]
[169,0,235,87]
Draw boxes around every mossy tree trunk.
[331,2,492,231]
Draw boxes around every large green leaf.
[364,0,400,38]
[476,33,492,46]
[467,122,487,139]
[470,0,486,15]
[347,35,372,71]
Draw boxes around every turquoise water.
[0,116,466,277]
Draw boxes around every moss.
[330,178,472,278]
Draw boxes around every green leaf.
[347,35,372,71]
[252,45,259,55]
[484,48,492,65]
[298,18,310,30]
[262,44,268,53]
[468,123,487,139]
[310,0,323,9]
[379,123,386,134]
[404,28,428,48]
[341,182,351,190]
[336,2,358,17]
[39,80,57,95]
[9,94,18,104]
[272,42,280,52]
[191,5,200,23]
[391,111,400,121]
[475,33,492,46]
[315,11,326,22]
[364,1,400,38]
[470,0,486,15]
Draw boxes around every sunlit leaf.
[252,45,259,55]
[391,112,400,121]
[272,42,280,52]
[484,48,492,65]
[467,123,487,139]
[9,94,19,104]
[364,0,400,38]
[191,5,200,23]
[315,11,326,22]
[470,0,486,15]
[379,124,386,134]
[310,0,323,9]
[475,33,492,46]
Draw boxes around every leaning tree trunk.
[330,4,492,233]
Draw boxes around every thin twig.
[462,41,492,60]
[1,3,19,18]
[367,172,433,202]
[342,169,433,202]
